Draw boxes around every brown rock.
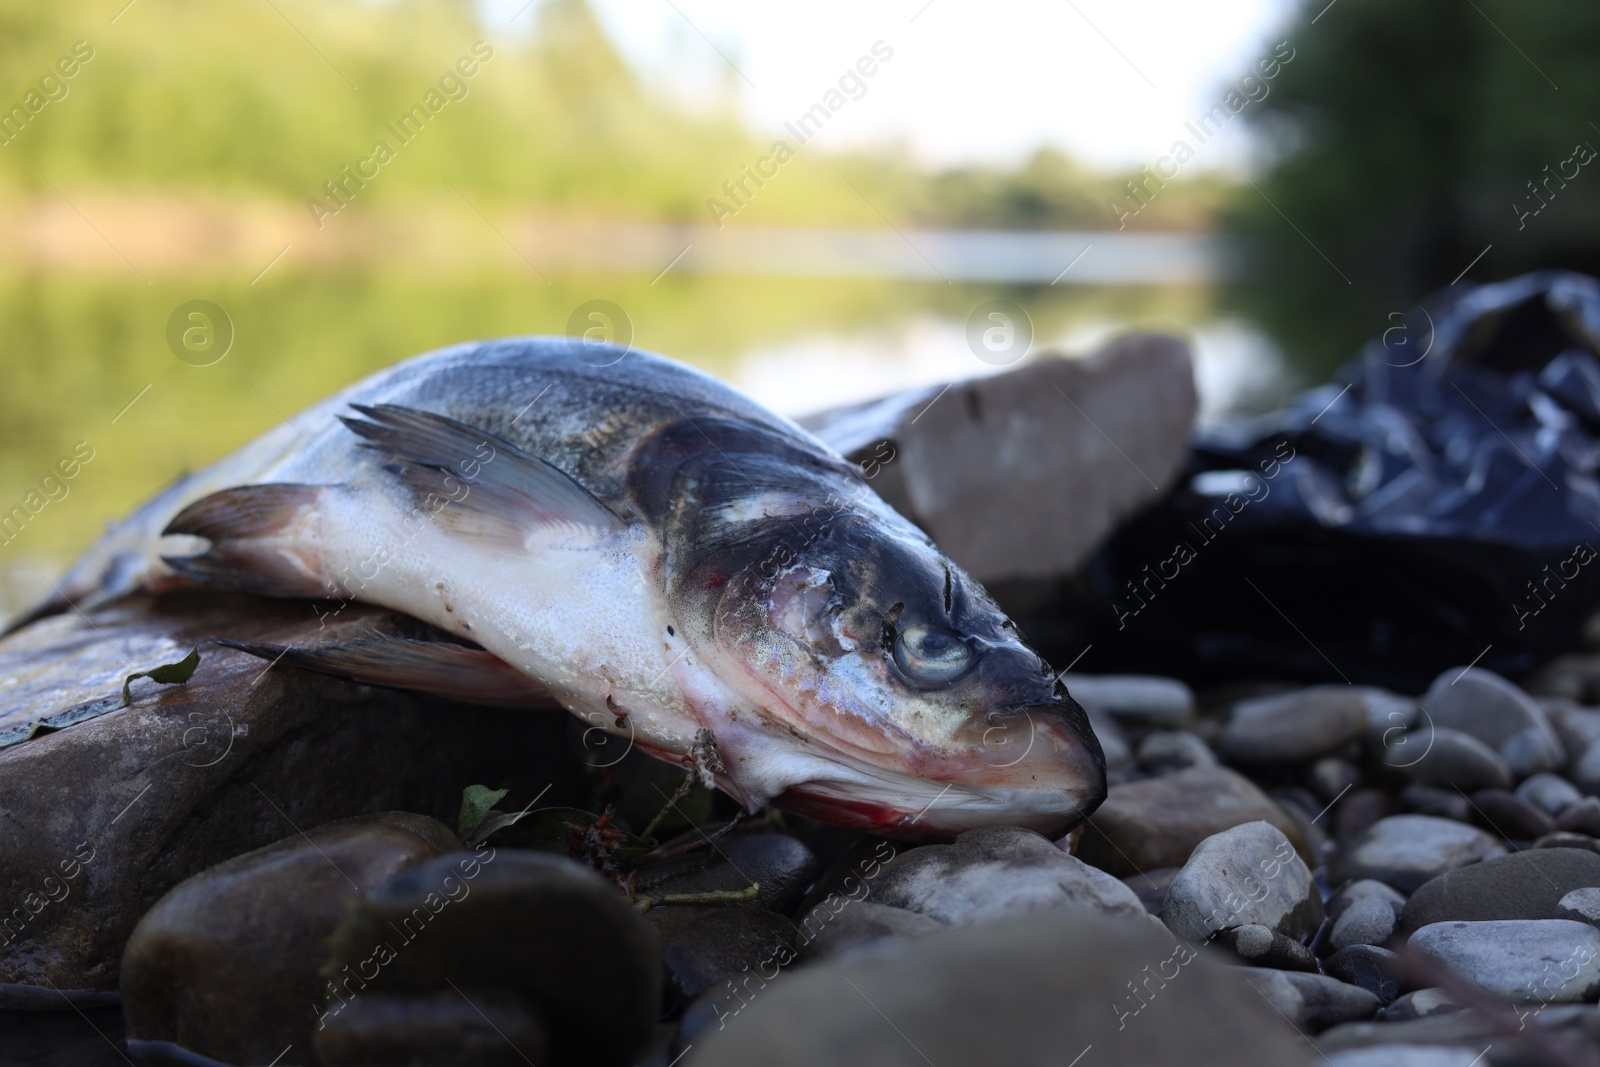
[800,333,1196,584]
[324,850,660,1067]
[0,592,589,994]
[1075,765,1308,877]
[314,988,548,1066]
[120,812,459,1066]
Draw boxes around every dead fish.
[26,338,1105,837]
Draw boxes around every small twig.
[640,768,697,843]
[630,809,751,866]
[634,883,760,913]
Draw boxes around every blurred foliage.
[1225,0,1600,376]
[0,0,1232,619]
[0,0,1214,230]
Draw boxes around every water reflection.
[0,266,1283,617]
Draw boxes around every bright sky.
[485,0,1301,172]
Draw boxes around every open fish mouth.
[753,698,1108,839]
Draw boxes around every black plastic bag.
[1083,271,1600,691]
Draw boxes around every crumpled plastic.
[1087,271,1600,690]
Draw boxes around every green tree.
[1225,0,1600,377]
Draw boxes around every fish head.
[654,434,1106,839]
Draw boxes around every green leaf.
[467,807,537,846]
[456,784,508,843]
[118,648,200,709]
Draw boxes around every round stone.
[1399,848,1600,930]
[1557,887,1600,926]
[1330,815,1506,894]
[1516,773,1582,817]
[1408,919,1600,1003]
[1216,687,1368,765]
[1233,923,1274,957]
[1330,896,1397,951]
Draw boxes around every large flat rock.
[800,333,1196,584]
[0,593,587,995]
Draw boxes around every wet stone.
[1217,923,1318,971]
[1545,700,1600,755]
[0,595,590,994]
[1330,815,1506,894]
[1408,919,1600,1002]
[1385,727,1512,792]
[1325,1047,1485,1067]
[795,900,944,960]
[1466,788,1555,839]
[1423,667,1553,751]
[662,908,797,1002]
[1062,674,1197,731]
[1330,896,1398,951]
[1315,1008,1516,1056]
[689,912,1319,1067]
[314,988,548,1067]
[1215,686,1369,765]
[1399,783,1472,824]
[1516,773,1583,816]
[1398,848,1600,931]
[1327,880,1407,924]
[1336,789,1397,847]
[1377,988,1463,1023]
[1359,689,1419,751]
[1136,730,1216,773]
[1309,758,1364,805]
[868,825,1152,926]
[1323,945,1402,1005]
[1161,821,1323,943]
[1534,831,1600,855]
[119,812,460,1067]
[1557,887,1600,926]
[1557,795,1600,837]
[324,850,660,1067]
[1501,724,1566,779]
[1528,654,1600,704]
[1567,739,1600,795]
[1076,764,1308,877]
[1241,968,1381,1032]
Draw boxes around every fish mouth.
[776,774,1101,839]
[773,705,1107,840]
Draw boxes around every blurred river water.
[0,228,1288,619]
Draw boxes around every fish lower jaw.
[774,773,1096,841]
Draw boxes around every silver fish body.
[33,338,1106,837]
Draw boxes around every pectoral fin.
[219,634,555,709]
[162,484,333,598]
[340,404,625,546]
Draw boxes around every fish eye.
[893,624,974,686]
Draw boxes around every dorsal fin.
[340,404,625,545]
[218,634,555,709]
